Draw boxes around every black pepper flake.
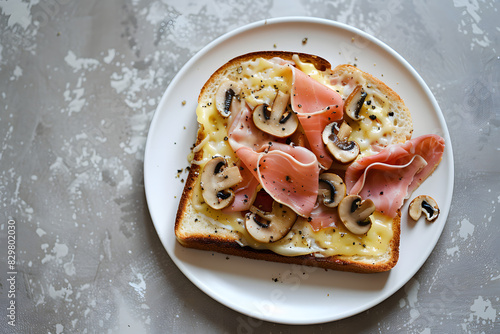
[366,100,372,105]
[369,115,377,120]
[298,104,302,108]
[371,105,376,109]
[388,111,394,116]
[307,217,313,222]
[380,191,384,195]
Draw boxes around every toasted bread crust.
[177,211,401,274]
[175,51,407,273]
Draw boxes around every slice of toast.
[175,51,413,273]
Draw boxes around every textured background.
[0,0,498,333]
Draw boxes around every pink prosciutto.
[307,202,341,231]
[226,99,320,217]
[289,65,344,169]
[235,143,319,217]
[345,134,445,217]
[227,103,274,152]
[222,161,260,213]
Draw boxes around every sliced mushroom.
[318,173,346,208]
[345,85,367,120]
[201,156,242,210]
[245,202,297,243]
[322,121,360,163]
[409,195,440,221]
[215,80,243,117]
[338,195,376,235]
[252,91,298,138]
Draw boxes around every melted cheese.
[192,56,396,258]
[239,58,293,108]
[266,211,393,257]
[326,70,398,157]
[348,90,397,157]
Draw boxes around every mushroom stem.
[201,156,242,210]
[215,80,243,117]
[338,195,375,234]
[345,85,367,120]
[245,202,297,243]
[322,122,360,163]
[252,91,298,138]
[318,173,345,208]
[409,195,440,221]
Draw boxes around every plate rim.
[144,16,454,325]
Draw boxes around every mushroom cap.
[409,195,440,221]
[338,195,376,235]
[344,85,367,121]
[245,202,298,243]
[215,80,243,117]
[322,122,360,163]
[318,173,346,208]
[201,156,242,210]
[252,91,298,138]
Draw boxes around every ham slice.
[222,161,260,213]
[307,202,340,231]
[289,66,344,169]
[235,143,319,217]
[345,134,445,217]
[228,103,273,152]
[227,96,320,217]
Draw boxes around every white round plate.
[144,17,454,324]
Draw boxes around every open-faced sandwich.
[175,51,445,273]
